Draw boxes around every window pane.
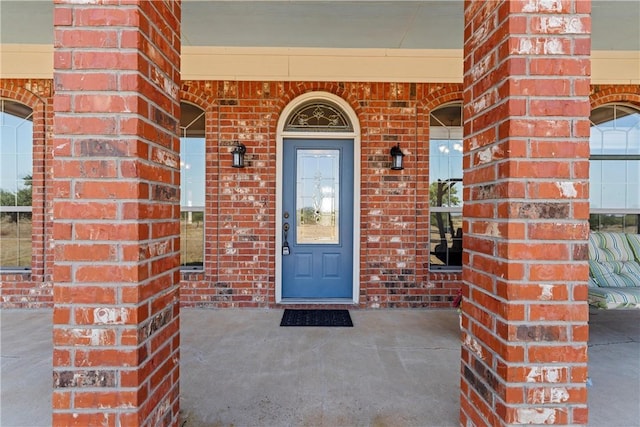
[296,149,340,244]
[589,214,639,234]
[429,140,463,207]
[590,160,640,210]
[180,137,205,208]
[0,212,32,268]
[589,104,640,213]
[0,100,33,269]
[180,102,205,269]
[590,104,640,155]
[430,212,463,268]
[285,101,353,132]
[429,103,464,269]
[180,211,204,267]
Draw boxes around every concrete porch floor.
[1,308,638,426]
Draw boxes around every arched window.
[589,103,640,233]
[284,101,353,132]
[0,99,33,270]
[429,102,463,270]
[180,102,206,269]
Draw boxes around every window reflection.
[180,102,205,268]
[0,99,33,269]
[589,214,638,234]
[589,104,640,233]
[297,149,339,244]
[429,103,463,269]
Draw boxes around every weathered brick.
[528,344,588,363]
[461,1,592,424]
[53,369,116,388]
[2,4,634,426]
[515,325,568,342]
[52,2,181,425]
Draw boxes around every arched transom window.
[589,103,640,233]
[284,101,353,132]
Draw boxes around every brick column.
[461,1,591,426]
[52,2,181,426]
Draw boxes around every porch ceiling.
[0,1,638,51]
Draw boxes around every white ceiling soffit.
[0,0,638,51]
[181,1,463,49]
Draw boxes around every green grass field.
[181,218,204,266]
[0,217,32,267]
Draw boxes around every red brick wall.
[51,1,181,425]
[461,1,591,425]
[590,84,640,108]
[178,81,466,308]
[2,79,638,309]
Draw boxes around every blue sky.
[180,137,205,208]
[0,112,33,194]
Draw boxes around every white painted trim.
[182,46,462,82]
[275,91,361,304]
[3,44,639,84]
[0,44,53,79]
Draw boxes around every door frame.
[275,92,361,304]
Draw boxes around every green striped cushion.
[589,232,634,262]
[589,259,640,288]
[588,286,640,309]
[626,234,640,263]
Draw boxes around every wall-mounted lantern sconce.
[231,143,246,168]
[390,143,405,170]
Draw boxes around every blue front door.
[282,138,354,299]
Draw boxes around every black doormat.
[280,309,353,327]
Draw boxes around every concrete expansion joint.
[588,339,636,347]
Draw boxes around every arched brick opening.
[274,85,364,306]
[178,84,220,306]
[0,80,53,306]
[417,85,465,303]
[274,90,362,303]
[590,85,640,108]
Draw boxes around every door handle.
[282,223,290,256]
